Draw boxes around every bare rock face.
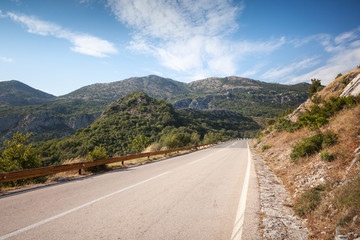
[173,98,192,109]
[1,112,98,141]
[65,114,99,130]
[340,72,360,97]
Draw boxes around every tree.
[0,132,41,173]
[129,135,151,153]
[308,79,323,98]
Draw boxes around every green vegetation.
[298,96,358,129]
[0,76,308,144]
[129,135,151,153]
[35,92,253,165]
[295,185,325,217]
[0,132,45,187]
[0,132,41,172]
[290,131,338,162]
[271,96,360,135]
[319,150,335,162]
[261,144,271,152]
[86,146,109,172]
[308,79,324,98]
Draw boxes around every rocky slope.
[254,67,360,239]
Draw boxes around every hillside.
[38,92,258,164]
[254,68,360,239]
[0,80,55,106]
[0,75,308,142]
[59,75,309,119]
[0,100,107,143]
[59,75,189,102]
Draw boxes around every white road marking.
[0,171,171,240]
[231,141,251,240]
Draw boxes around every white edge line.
[0,171,171,240]
[231,141,251,240]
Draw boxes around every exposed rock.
[0,114,23,133]
[65,113,99,130]
[251,147,308,239]
[173,98,192,109]
[1,112,98,142]
[340,72,360,97]
[188,95,214,110]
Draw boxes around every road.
[0,140,259,240]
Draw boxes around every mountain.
[0,75,308,142]
[0,100,107,143]
[58,74,308,119]
[0,80,55,106]
[254,67,360,239]
[59,75,189,102]
[38,92,259,164]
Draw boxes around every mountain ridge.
[0,80,55,106]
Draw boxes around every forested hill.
[39,92,260,164]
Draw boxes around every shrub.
[0,132,44,187]
[319,150,335,162]
[295,185,325,217]
[86,146,109,172]
[203,132,223,144]
[290,133,324,161]
[309,79,323,98]
[322,132,338,146]
[129,135,151,153]
[0,132,41,172]
[87,146,108,160]
[266,118,276,126]
[336,73,342,79]
[290,131,338,162]
[274,118,301,132]
[261,145,271,152]
[311,95,322,104]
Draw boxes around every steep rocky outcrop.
[1,112,98,142]
[340,71,360,97]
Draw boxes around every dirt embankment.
[254,68,360,239]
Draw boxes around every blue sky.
[1,0,360,96]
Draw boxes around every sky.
[1,0,360,96]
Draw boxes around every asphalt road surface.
[0,140,259,240]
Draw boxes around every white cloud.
[4,12,118,57]
[288,48,360,85]
[107,0,284,78]
[0,57,13,63]
[261,57,320,80]
[287,27,360,85]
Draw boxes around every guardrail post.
[79,168,82,175]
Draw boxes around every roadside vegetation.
[254,68,360,239]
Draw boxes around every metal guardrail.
[0,143,216,183]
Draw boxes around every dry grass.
[255,97,360,238]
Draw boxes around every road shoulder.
[251,146,308,239]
